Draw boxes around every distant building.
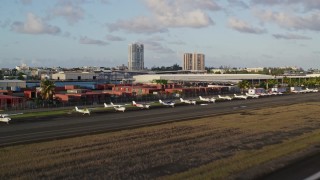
[245,67,264,73]
[0,80,26,91]
[52,72,98,80]
[183,53,205,71]
[128,43,144,71]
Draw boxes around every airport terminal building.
[133,74,280,84]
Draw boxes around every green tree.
[17,72,25,80]
[266,79,279,89]
[152,79,168,85]
[40,79,56,102]
[238,80,250,93]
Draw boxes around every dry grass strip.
[1,103,320,179]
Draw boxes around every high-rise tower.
[128,43,144,71]
[183,53,205,71]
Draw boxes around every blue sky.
[1,0,320,69]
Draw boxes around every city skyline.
[1,0,320,69]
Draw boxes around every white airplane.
[245,93,259,98]
[233,94,247,100]
[0,113,23,124]
[0,114,11,124]
[132,101,150,109]
[180,98,196,105]
[159,100,175,107]
[199,96,216,103]
[306,88,319,93]
[291,89,302,93]
[75,106,91,115]
[218,95,232,101]
[104,102,125,108]
[114,106,126,112]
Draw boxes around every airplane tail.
[159,100,163,104]
[180,98,184,102]
[75,106,79,111]
[199,96,203,100]
[218,95,222,98]
[111,102,114,106]
[104,103,108,107]
[132,101,136,105]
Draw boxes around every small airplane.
[114,106,126,112]
[199,96,216,103]
[245,93,259,98]
[104,102,126,112]
[233,94,247,100]
[218,95,232,101]
[0,113,23,124]
[75,106,91,115]
[306,88,319,93]
[291,89,302,93]
[104,102,125,108]
[180,98,196,105]
[0,114,11,124]
[132,101,150,109]
[159,100,175,107]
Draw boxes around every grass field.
[1,102,320,179]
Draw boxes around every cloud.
[142,40,175,54]
[228,17,266,34]
[169,40,186,45]
[273,33,312,40]
[144,0,216,28]
[228,0,249,9]
[251,0,320,11]
[79,36,108,46]
[256,10,320,31]
[108,17,168,34]
[106,35,125,41]
[108,0,217,34]
[50,2,85,24]
[11,13,61,35]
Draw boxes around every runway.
[0,93,319,147]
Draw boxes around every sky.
[0,0,320,69]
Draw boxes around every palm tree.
[40,79,55,102]
[238,80,250,94]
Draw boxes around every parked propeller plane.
[180,98,196,105]
[233,94,247,100]
[159,100,175,107]
[104,102,126,112]
[104,102,125,108]
[114,106,126,112]
[218,95,232,101]
[132,101,150,109]
[199,96,216,103]
[0,113,23,124]
[75,106,91,115]
[245,93,259,98]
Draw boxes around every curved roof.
[133,74,278,83]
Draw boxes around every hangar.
[133,74,280,84]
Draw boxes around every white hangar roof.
[133,74,278,83]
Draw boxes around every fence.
[1,88,239,112]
